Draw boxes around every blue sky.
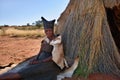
[0,0,69,26]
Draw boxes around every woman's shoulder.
[41,37,50,43]
[41,34,61,43]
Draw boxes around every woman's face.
[44,28,54,38]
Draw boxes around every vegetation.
[0,27,45,38]
[0,19,45,38]
[74,49,91,78]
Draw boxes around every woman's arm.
[29,40,44,65]
[36,49,42,60]
[36,40,44,60]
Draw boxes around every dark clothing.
[18,37,61,80]
[36,39,53,60]
[18,61,61,80]
[37,51,52,61]
[41,17,55,29]
[40,39,53,53]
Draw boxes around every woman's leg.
[0,72,22,80]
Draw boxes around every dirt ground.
[0,36,43,66]
[0,36,120,80]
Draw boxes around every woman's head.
[44,28,54,38]
[41,17,55,38]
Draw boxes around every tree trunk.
[56,0,120,77]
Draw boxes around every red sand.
[0,36,43,66]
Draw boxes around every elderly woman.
[0,17,61,80]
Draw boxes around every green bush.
[74,49,91,78]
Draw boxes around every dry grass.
[0,30,3,36]
[0,27,45,37]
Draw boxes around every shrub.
[1,27,45,38]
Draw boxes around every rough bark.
[56,0,120,77]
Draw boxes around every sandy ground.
[0,36,43,66]
[0,36,120,80]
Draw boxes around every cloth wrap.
[18,37,61,80]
